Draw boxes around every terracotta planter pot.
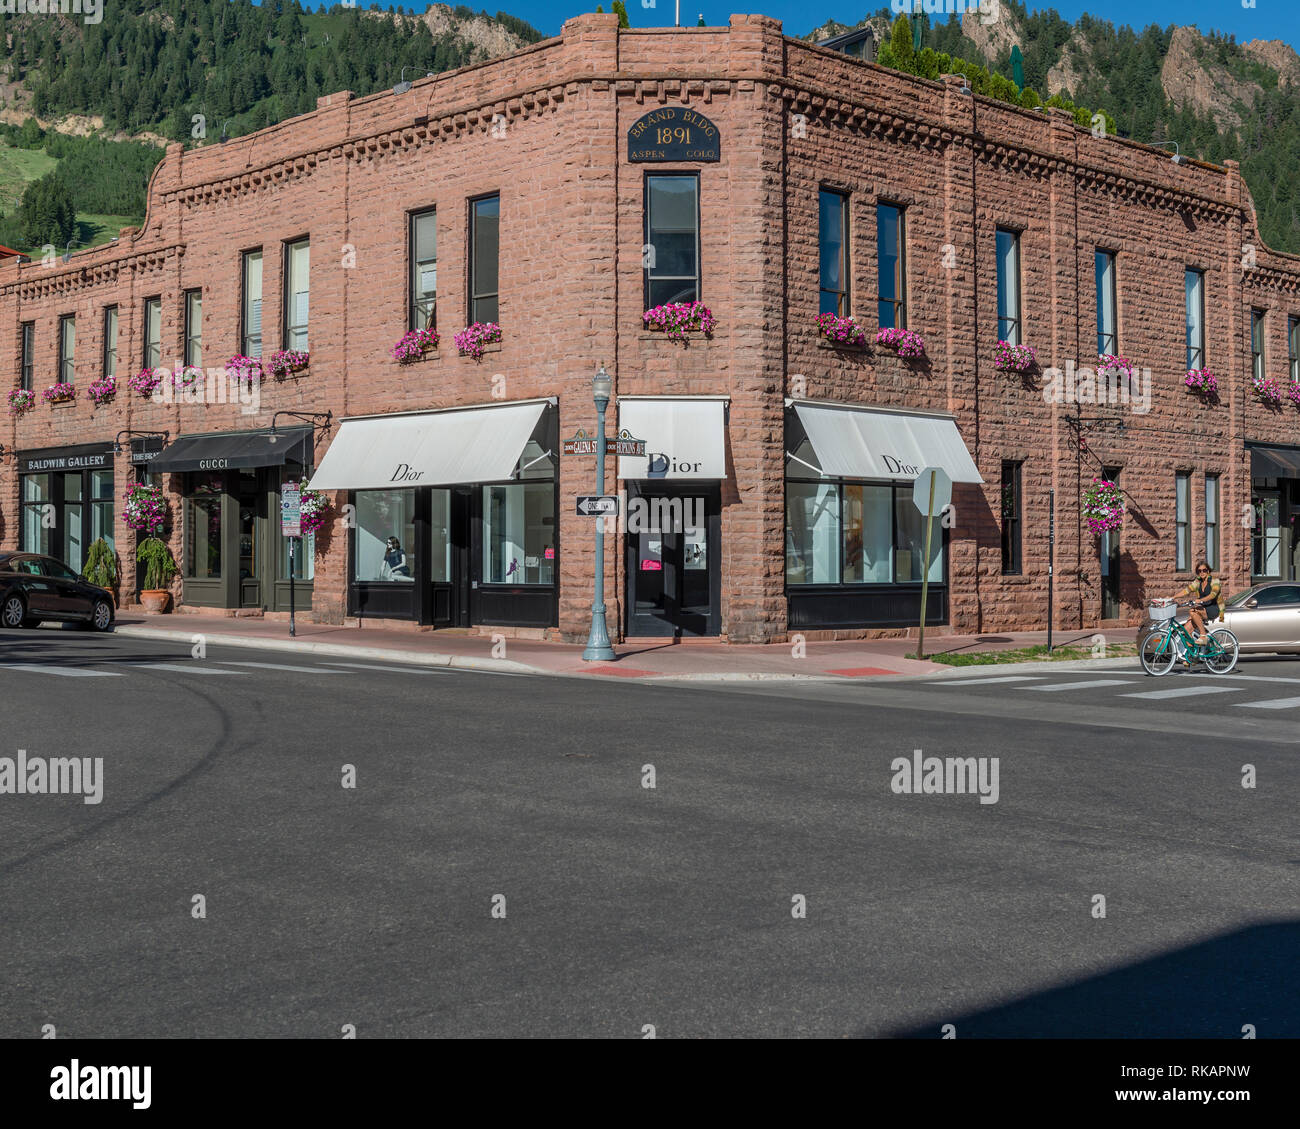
[139,590,172,614]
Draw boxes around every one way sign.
[576,495,619,516]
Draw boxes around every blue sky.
[374,2,1296,46]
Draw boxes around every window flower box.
[1252,373,1283,407]
[1083,477,1124,536]
[128,368,163,397]
[227,354,265,387]
[875,327,925,358]
[1097,353,1136,382]
[1184,368,1219,400]
[265,349,309,380]
[642,302,717,345]
[8,388,35,416]
[1290,382,1300,410]
[993,340,1037,373]
[122,483,167,535]
[454,322,502,360]
[87,377,117,406]
[392,328,440,364]
[43,382,77,405]
[814,312,868,347]
[173,366,204,391]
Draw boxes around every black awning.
[150,428,311,474]
[1250,446,1300,478]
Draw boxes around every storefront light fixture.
[113,429,168,456]
[268,410,333,442]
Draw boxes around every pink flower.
[42,382,77,403]
[454,322,502,360]
[815,312,867,346]
[392,328,440,363]
[874,327,925,357]
[994,340,1037,372]
[642,302,717,344]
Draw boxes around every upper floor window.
[875,203,906,329]
[285,238,310,351]
[1185,268,1205,370]
[1205,475,1220,570]
[470,195,500,324]
[102,306,118,379]
[143,297,161,369]
[1000,459,1022,575]
[1096,250,1117,355]
[995,227,1021,346]
[58,314,75,384]
[644,175,699,308]
[184,289,202,368]
[818,189,848,316]
[410,209,437,331]
[242,250,263,358]
[1251,308,1266,382]
[1290,316,1300,383]
[20,322,34,391]
[1175,472,1191,571]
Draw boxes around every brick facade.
[2,13,1298,642]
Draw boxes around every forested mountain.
[808,3,1300,255]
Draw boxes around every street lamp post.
[583,364,616,661]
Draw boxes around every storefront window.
[22,475,51,556]
[354,489,417,582]
[187,473,224,579]
[430,488,451,583]
[90,469,115,554]
[62,472,84,569]
[786,481,841,584]
[786,479,945,586]
[482,482,554,585]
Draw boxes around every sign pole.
[289,537,296,638]
[917,470,936,662]
[1047,489,1055,654]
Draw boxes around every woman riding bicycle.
[1173,560,1224,649]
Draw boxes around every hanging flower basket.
[227,354,265,387]
[87,377,117,406]
[1184,368,1218,400]
[8,388,36,416]
[642,302,717,344]
[454,322,502,359]
[1083,477,1124,536]
[1289,382,1300,410]
[392,328,440,363]
[814,312,867,347]
[1097,354,1137,383]
[874,327,926,358]
[293,484,332,535]
[1252,373,1283,407]
[993,340,1037,372]
[42,382,77,405]
[265,349,310,380]
[122,482,167,535]
[128,368,163,397]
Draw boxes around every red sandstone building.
[3,13,1300,643]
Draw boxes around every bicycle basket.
[1147,603,1177,621]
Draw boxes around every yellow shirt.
[1183,575,1224,615]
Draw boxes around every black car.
[0,552,115,632]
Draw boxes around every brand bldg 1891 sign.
[627,107,721,163]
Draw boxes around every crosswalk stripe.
[1024,679,1136,692]
[1121,685,1243,700]
[941,675,1044,685]
[215,661,343,674]
[0,664,121,677]
[131,663,246,675]
[321,661,437,674]
[1236,695,1300,710]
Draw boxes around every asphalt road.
[1,628,1297,1038]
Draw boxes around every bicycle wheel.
[1203,628,1239,675]
[1139,629,1176,676]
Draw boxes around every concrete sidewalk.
[110,611,1141,682]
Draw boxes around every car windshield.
[1225,586,1266,608]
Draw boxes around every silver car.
[1221,582,1300,654]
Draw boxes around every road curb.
[922,655,1140,679]
[112,624,540,675]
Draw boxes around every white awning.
[789,401,983,483]
[307,400,547,490]
[617,397,728,480]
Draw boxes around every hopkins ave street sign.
[576,495,619,516]
[563,428,646,457]
[605,429,646,457]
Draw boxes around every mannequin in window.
[382,536,412,580]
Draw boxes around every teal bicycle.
[1139,600,1239,676]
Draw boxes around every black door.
[430,487,471,627]
[235,469,265,608]
[626,484,720,637]
[1100,466,1121,619]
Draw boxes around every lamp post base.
[582,606,616,662]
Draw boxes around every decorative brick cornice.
[1,244,183,302]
